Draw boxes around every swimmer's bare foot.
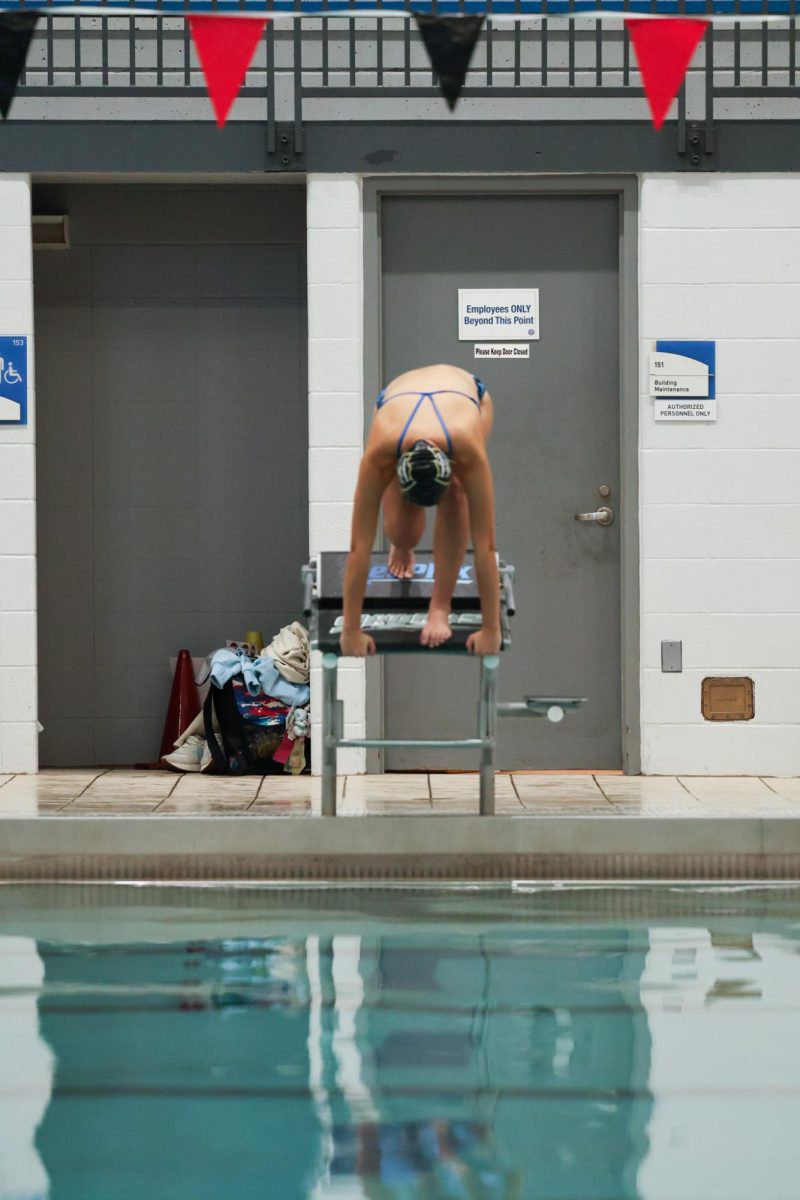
[388,546,415,579]
[420,607,452,649]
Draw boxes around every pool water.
[1,883,800,1200]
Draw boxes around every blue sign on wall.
[0,337,27,425]
[655,339,716,399]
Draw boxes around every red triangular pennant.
[189,15,267,128]
[626,17,708,130]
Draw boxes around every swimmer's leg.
[383,476,424,579]
[422,477,469,648]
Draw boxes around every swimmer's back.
[380,363,479,402]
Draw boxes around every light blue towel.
[254,656,310,707]
[208,647,310,707]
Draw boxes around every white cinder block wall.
[4,171,796,778]
[307,174,367,774]
[640,175,800,776]
[0,176,37,774]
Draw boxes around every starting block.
[302,551,586,815]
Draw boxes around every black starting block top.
[308,551,512,654]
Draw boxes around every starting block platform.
[302,551,586,815]
[307,550,511,653]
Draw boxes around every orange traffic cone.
[158,649,201,761]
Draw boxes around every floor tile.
[429,773,517,799]
[345,774,431,803]
[154,796,255,816]
[0,770,102,814]
[168,775,261,802]
[255,776,320,802]
[762,778,800,803]
[80,770,178,802]
[597,776,697,803]
[512,775,610,809]
[66,800,163,814]
[679,776,778,803]
[252,775,343,816]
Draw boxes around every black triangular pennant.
[0,13,39,120]
[413,13,485,110]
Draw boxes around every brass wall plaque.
[701,677,754,721]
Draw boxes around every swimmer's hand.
[466,627,502,656]
[339,629,377,657]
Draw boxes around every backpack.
[203,679,289,775]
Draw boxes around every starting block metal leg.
[307,558,585,817]
[479,654,499,816]
[321,652,339,816]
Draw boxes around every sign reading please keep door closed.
[458,289,539,341]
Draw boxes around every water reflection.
[0,936,53,1200]
[307,928,651,1200]
[0,886,798,1199]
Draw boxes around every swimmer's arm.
[480,389,494,443]
[460,451,501,644]
[342,453,392,637]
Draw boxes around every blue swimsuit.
[376,374,486,458]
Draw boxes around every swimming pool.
[1,883,799,1200]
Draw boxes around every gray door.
[34,184,307,766]
[381,192,622,770]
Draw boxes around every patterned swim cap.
[396,439,453,507]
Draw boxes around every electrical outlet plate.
[661,641,682,673]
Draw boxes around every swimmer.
[340,363,501,657]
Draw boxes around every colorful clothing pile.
[166,623,311,775]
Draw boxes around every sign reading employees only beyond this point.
[458,289,540,342]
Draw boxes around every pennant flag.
[0,13,39,120]
[626,17,708,130]
[189,14,267,128]
[413,13,485,111]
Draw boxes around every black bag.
[203,682,285,775]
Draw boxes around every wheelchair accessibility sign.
[0,337,27,425]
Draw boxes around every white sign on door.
[474,343,530,360]
[458,289,539,341]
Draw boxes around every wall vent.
[33,215,70,250]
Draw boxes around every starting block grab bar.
[304,552,586,815]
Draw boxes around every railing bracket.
[680,121,712,170]
[268,123,304,170]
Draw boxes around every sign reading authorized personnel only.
[458,289,539,341]
[650,340,716,421]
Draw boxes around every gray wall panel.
[91,307,199,407]
[91,246,198,300]
[35,184,308,766]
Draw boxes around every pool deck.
[2,769,800,881]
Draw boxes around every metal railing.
[10,3,800,152]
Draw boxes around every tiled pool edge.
[2,815,800,880]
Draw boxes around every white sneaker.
[162,733,206,773]
[200,743,214,773]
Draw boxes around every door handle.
[574,505,614,527]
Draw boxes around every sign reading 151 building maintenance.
[458,289,540,341]
[0,337,27,425]
[649,340,716,421]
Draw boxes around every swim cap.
[396,439,453,507]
